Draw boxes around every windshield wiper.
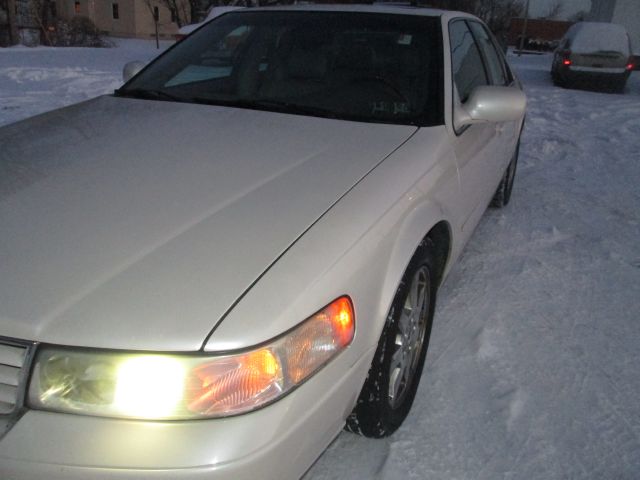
[189,97,340,119]
[252,100,341,119]
[114,88,184,103]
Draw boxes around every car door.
[448,19,500,235]
[467,20,519,171]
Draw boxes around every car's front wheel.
[345,240,437,438]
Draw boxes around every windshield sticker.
[371,102,410,115]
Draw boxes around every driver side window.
[449,20,488,103]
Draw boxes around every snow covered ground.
[306,55,640,479]
[1,41,639,479]
[0,38,171,127]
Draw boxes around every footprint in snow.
[474,326,499,360]
[506,389,526,431]
[491,387,527,432]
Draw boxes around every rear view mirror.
[122,61,146,83]
[455,86,527,130]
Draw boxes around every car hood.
[0,96,415,351]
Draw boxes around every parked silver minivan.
[551,22,634,92]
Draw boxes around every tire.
[551,66,567,88]
[552,74,566,88]
[490,141,519,208]
[556,71,571,89]
[345,239,437,438]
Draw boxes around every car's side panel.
[467,20,520,167]
[446,19,504,235]
[203,128,460,466]
[378,132,460,295]
[450,122,502,232]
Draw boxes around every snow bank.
[0,38,170,127]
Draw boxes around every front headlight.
[28,297,354,420]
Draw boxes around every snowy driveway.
[1,42,639,479]
[0,38,170,127]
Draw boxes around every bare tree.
[160,0,185,27]
[476,0,524,35]
[143,0,192,36]
[190,0,211,23]
[28,0,55,45]
[427,0,525,36]
[5,0,19,46]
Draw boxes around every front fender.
[205,128,459,356]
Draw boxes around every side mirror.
[454,86,527,131]
[122,61,146,83]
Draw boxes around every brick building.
[508,18,573,50]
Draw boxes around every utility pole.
[144,1,160,49]
[518,0,531,56]
[6,0,19,46]
[154,6,159,49]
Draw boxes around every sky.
[528,0,592,19]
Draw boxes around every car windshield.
[118,11,443,126]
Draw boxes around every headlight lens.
[28,296,354,419]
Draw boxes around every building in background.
[54,0,190,39]
[0,0,41,46]
[590,0,640,54]
[1,0,190,46]
[508,18,572,51]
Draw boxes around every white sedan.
[0,6,525,479]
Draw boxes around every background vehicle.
[551,22,634,92]
[0,7,525,479]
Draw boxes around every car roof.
[204,6,243,21]
[564,21,630,54]
[231,4,476,21]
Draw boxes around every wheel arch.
[345,210,452,437]
[378,203,453,336]
[425,220,452,287]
